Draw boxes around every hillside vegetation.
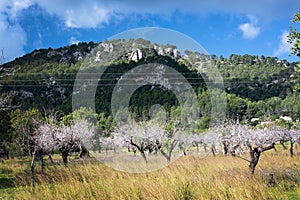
[0,38,299,121]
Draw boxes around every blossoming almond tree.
[33,119,95,167]
[33,122,57,167]
[284,128,300,156]
[111,120,164,163]
[219,124,285,174]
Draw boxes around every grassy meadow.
[1,148,300,200]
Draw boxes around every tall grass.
[1,150,300,199]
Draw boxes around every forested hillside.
[0,38,299,126]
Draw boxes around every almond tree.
[202,127,221,156]
[31,120,57,187]
[34,119,95,167]
[56,119,95,166]
[33,122,57,167]
[112,120,164,163]
[245,128,278,174]
[191,134,203,154]
[97,137,121,154]
[285,128,300,156]
[159,136,178,162]
[221,124,284,174]
[220,123,247,156]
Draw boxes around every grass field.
[0,149,300,199]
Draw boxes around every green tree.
[0,110,12,158]
[98,112,115,137]
[266,97,282,116]
[288,11,300,57]
[61,107,98,125]
[10,109,43,157]
[0,110,12,142]
[226,94,248,121]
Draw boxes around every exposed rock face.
[173,49,181,59]
[94,40,181,63]
[72,51,83,60]
[47,50,60,58]
[95,51,102,62]
[154,46,164,56]
[94,42,114,62]
[101,42,114,53]
[129,49,143,62]
[154,46,181,59]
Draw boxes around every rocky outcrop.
[101,42,114,53]
[94,40,181,63]
[129,49,143,62]
[94,42,114,62]
[154,46,181,59]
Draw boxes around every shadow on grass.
[0,176,15,189]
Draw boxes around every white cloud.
[36,1,113,28]
[69,36,80,45]
[0,14,27,62]
[274,31,291,56]
[238,15,261,39]
[64,6,111,28]
[239,23,260,39]
[10,0,33,17]
[0,0,34,62]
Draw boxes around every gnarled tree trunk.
[247,143,275,174]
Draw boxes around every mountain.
[0,38,299,122]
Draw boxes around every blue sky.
[1,0,300,62]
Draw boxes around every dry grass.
[1,150,300,200]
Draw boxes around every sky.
[1,0,300,63]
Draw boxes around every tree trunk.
[160,149,171,163]
[80,145,89,160]
[290,140,294,157]
[130,136,148,163]
[249,148,261,174]
[61,151,69,167]
[248,143,275,174]
[280,140,287,150]
[48,155,54,164]
[211,145,216,157]
[41,157,45,170]
[160,140,177,163]
[183,149,186,156]
[223,142,228,155]
[231,144,240,156]
[140,150,148,163]
[30,152,36,188]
